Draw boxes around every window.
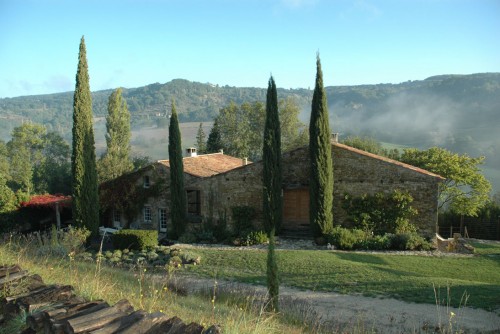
[158,208,167,232]
[186,190,201,216]
[144,206,152,223]
[143,175,150,188]
[113,210,121,228]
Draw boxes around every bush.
[342,190,418,235]
[360,234,392,250]
[389,233,432,251]
[244,230,268,246]
[325,226,367,250]
[112,229,158,250]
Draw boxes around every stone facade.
[101,143,443,238]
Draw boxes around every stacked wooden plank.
[0,265,221,334]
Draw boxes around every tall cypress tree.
[263,76,281,312]
[98,87,132,182]
[263,76,282,234]
[195,123,206,154]
[168,100,186,238]
[71,36,99,235]
[309,55,334,237]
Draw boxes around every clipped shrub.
[325,226,367,250]
[112,229,158,250]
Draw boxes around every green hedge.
[112,229,158,250]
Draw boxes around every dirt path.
[171,275,500,333]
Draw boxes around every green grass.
[0,242,310,334]
[182,248,500,311]
[468,241,500,255]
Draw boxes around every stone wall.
[102,143,441,238]
[188,144,441,237]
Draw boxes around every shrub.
[244,230,268,246]
[342,190,418,235]
[360,234,392,250]
[112,229,158,250]
[389,233,432,251]
[325,226,367,250]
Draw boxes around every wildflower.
[450,311,456,318]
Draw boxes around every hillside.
[1,73,499,191]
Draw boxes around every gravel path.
[169,239,500,333]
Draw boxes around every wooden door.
[283,188,310,230]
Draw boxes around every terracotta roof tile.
[158,153,248,178]
[333,142,445,179]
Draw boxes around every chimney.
[219,149,224,154]
[186,147,197,157]
[242,157,248,166]
[331,133,339,143]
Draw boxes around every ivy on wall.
[99,165,165,225]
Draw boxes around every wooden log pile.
[0,265,221,334]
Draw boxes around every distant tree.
[98,88,133,182]
[214,99,306,160]
[5,123,70,196]
[206,118,223,154]
[400,147,491,217]
[279,97,309,152]
[196,123,206,154]
[132,155,153,170]
[0,140,10,181]
[342,136,400,159]
[0,176,17,214]
[7,123,46,196]
[71,36,99,235]
[309,55,334,237]
[168,100,187,238]
[263,76,281,312]
[36,131,71,195]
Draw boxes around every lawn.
[182,246,500,311]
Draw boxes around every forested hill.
[1,73,499,191]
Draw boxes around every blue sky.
[1,0,499,98]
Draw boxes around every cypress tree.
[206,118,223,153]
[71,36,99,235]
[99,88,132,182]
[263,76,281,312]
[309,55,334,237]
[168,100,186,238]
[263,76,282,233]
[195,123,206,154]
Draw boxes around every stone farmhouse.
[100,139,444,238]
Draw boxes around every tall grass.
[0,231,320,334]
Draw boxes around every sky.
[0,0,499,98]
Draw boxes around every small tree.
[168,100,187,237]
[196,123,206,154]
[309,55,334,237]
[71,36,99,235]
